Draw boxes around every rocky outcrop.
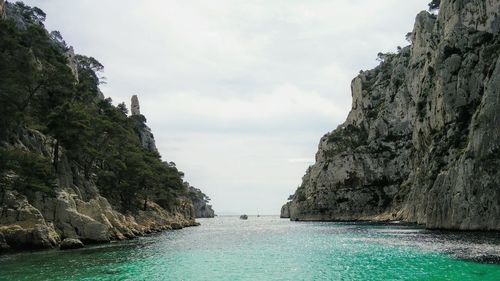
[131,95,141,116]
[65,46,79,81]
[0,191,60,250]
[192,202,215,218]
[0,129,197,252]
[59,238,83,250]
[0,3,207,253]
[4,2,45,29]
[188,186,215,218]
[130,96,157,153]
[282,0,500,231]
[0,0,5,19]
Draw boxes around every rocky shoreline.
[0,1,213,253]
[0,184,200,253]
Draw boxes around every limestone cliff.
[130,95,158,153]
[282,0,500,231]
[0,2,213,253]
[188,186,215,218]
[0,129,198,252]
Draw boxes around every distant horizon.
[214,211,281,216]
[22,0,431,214]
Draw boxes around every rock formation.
[0,3,213,253]
[0,0,5,19]
[0,129,197,253]
[59,238,84,250]
[65,46,79,82]
[131,95,141,116]
[188,185,215,218]
[282,0,500,231]
[130,95,158,153]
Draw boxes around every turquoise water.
[0,216,499,281]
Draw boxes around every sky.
[24,0,429,215]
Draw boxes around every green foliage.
[0,148,56,196]
[326,124,368,155]
[405,32,413,44]
[295,188,306,202]
[11,2,46,25]
[428,0,440,11]
[0,17,76,138]
[188,185,211,205]
[75,54,106,97]
[117,102,128,115]
[0,3,188,212]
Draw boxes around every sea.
[0,216,499,280]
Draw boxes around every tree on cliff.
[428,0,440,11]
[0,148,56,198]
[0,4,190,213]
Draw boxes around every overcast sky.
[25,0,429,215]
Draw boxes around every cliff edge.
[0,2,213,252]
[282,0,500,231]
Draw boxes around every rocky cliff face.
[0,0,5,19]
[188,186,215,218]
[0,129,197,252]
[282,0,500,231]
[130,96,158,153]
[0,2,210,253]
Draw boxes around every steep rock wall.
[189,187,215,218]
[282,0,500,231]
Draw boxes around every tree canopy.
[428,0,441,12]
[0,3,189,212]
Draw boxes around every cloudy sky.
[25,0,429,215]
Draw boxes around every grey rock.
[131,95,141,116]
[130,95,158,153]
[0,0,5,19]
[59,238,84,250]
[282,0,500,231]
[0,128,198,251]
[65,46,79,82]
[280,203,290,218]
[188,185,215,218]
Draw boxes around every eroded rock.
[282,1,500,231]
[60,238,84,250]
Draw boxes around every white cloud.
[142,83,344,122]
[24,0,430,214]
[287,158,315,164]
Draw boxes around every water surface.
[0,216,499,280]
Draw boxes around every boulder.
[60,238,84,250]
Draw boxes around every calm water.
[0,216,499,281]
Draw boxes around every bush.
[428,0,440,11]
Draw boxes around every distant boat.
[240,214,248,220]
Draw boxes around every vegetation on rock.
[0,2,203,223]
